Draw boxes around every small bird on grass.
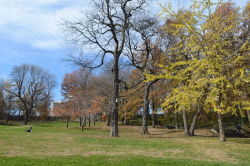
[26,127,32,132]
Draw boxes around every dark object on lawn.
[165,125,175,129]
[236,124,242,133]
[210,128,250,138]
[26,127,32,132]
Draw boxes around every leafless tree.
[0,80,6,120]
[64,0,147,137]
[9,64,56,125]
[0,80,17,123]
[125,14,162,134]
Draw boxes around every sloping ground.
[0,122,250,166]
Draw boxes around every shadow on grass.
[0,121,23,126]
[230,138,250,144]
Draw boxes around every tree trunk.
[189,106,202,136]
[152,102,157,128]
[124,115,128,125]
[182,110,189,136]
[121,117,124,125]
[88,113,91,127]
[152,113,157,128]
[66,117,69,128]
[174,112,179,130]
[110,56,119,137]
[84,115,87,127]
[218,112,226,142]
[93,115,96,126]
[79,117,82,127]
[142,83,150,135]
[24,109,29,125]
[107,114,111,126]
[247,111,250,125]
[81,119,84,131]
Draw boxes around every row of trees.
[53,68,113,129]
[56,0,249,142]
[0,64,56,124]
[145,0,250,142]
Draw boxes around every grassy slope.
[0,121,250,166]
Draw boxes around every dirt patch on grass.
[199,148,239,164]
[146,128,218,138]
[46,148,184,159]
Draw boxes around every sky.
[0,0,248,101]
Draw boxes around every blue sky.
[0,0,248,101]
[0,0,89,101]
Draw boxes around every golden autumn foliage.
[146,0,250,115]
[120,69,144,120]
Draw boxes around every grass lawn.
[0,121,250,166]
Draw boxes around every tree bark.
[79,117,82,127]
[247,111,250,125]
[142,83,150,135]
[110,56,119,137]
[182,110,189,136]
[88,113,91,127]
[174,112,179,130]
[107,113,111,126]
[121,117,124,125]
[152,113,157,128]
[189,105,202,136]
[24,109,30,125]
[218,112,226,142]
[81,118,84,131]
[66,117,69,128]
[151,102,157,128]
[84,115,87,127]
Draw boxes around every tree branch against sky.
[64,0,149,137]
[8,64,56,125]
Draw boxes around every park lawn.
[0,122,250,166]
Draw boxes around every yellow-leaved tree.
[146,0,250,142]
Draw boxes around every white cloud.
[0,0,246,50]
[0,0,89,50]
[32,39,61,50]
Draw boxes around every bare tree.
[0,80,7,120]
[9,64,56,125]
[125,15,162,134]
[0,80,16,123]
[64,0,147,137]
